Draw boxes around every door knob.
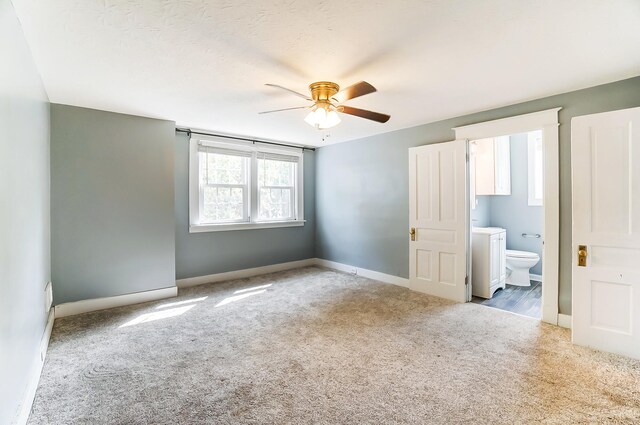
[410,227,416,241]
[577,245,587,267]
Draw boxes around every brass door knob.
[577,244,587,267]
[410,227,416,241]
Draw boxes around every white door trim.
[453,108,561,325]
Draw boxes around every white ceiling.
[13,0,640,147]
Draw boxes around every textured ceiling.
[12,0,640,146]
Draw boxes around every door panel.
[409,140,468,302]
[490,235,500,286]
[572,106,640,359]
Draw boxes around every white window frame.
[189,136,305,232]
[527,130,544,206]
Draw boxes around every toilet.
[505,250,540,286]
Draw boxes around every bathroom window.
[527,130,543,206]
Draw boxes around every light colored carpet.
[29,267,640,424]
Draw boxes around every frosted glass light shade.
[304,107,340,129]
[319,110,341,129]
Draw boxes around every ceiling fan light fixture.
[320,110,341,129]
[304,105,341,129]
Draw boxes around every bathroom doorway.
[453,109,560,325]
[468,131,544,318]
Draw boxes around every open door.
[409,140,469,303]
[571,106,640,359]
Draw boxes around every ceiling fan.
[260,81,390,129]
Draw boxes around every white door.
[409,140,469,302]
[572,106,640,359]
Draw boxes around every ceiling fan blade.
[339,106,390,123]
[258,106,310,114]
[333,81,377,103]
[265,84,312,101]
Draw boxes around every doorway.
[468,131,544,319]
[454,108,560,324]
[407,109,561,324]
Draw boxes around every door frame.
[453,108,561,325]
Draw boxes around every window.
[189,137,304,232]
[527,130,543,206]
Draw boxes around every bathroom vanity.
[472,227,507,298]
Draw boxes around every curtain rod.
[175,128,316,152]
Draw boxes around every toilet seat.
[506,249,539,259]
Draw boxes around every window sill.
[189,220,305,233]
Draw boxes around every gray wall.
[174,132,316,279]
[0,0,51,422]
[51,105,176,304]
[478,133,543,276]
[316,76,640,315]
[471,195,491,228]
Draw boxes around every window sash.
[256,154,298,221]
[199,184,249,224]
[257,186,295,221]
[198,149,250,223]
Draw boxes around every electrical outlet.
[44,282,53,312]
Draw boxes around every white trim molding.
[190,220,305,233]
[314,259,410,288]
[530,273,542,282]
[176,258,316,288]
[454,107,561,326]
[176,258,409,289]
[54,287,177,318]
[14,308,54,425]
[558,314,572,329]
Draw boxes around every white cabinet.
[472,227,507,299]
[474,136,511,195]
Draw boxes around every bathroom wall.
[477,133,543,276]
[471,196,491,228]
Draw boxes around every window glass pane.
[202,186,244,223]
[258,158,294,187]
[257,157,296,221]
[259,188,293,221]
[205,152,246,185]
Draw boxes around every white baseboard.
[176,258,409,290]
[13,308,54,425]
[557,313,572,329]
[314,258,410,288]
[176,258,317,288]
[54,286,177,318]
[530,273,542,282]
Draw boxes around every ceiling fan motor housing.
[309,81,340,102]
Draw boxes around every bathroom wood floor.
[471,281,542,319]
